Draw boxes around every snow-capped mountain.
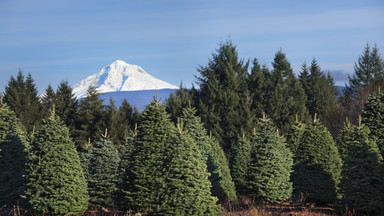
[73,60,178,98]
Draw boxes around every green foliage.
[4,71,43,132]
[336,119,355,161]
[286,118,306,158]
[196,40,254,154]
[338,123,384,215]
[74,86,104,148]
[121,100,175,212]
[292,118,342,203]
[117,99,140,147]
[246,116,293,203]
[0,100,29,206]
[230,135,251,195]
[40,84,56,119]
[154,127,220,215]
[166,83,194,123]
[102,98,120,145]
[26,114,89,215]
[55,80,78,134]
[362,92,384,157]
[181,105,236,201]
[85,137,120,207]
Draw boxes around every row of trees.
[1,41,383,215]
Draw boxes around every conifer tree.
[181,105,236,201]
[154,124,220,215]
[166,83,193,123]
[85,135,120,207]
[338,121,384,215]
[335,119,355,161]
[4,71,42,132]
[121,99,175,212]
[41,84,56,119]
[286,117,306,158]
[25,112,89,215]
[0,97,29,206]
[230,135,251,195]
[55,80,78,134]
[117,99,139,147]
[361,91,384,157]
[292,116,342,203]
[102,98,120,145]
[246,115,293,203]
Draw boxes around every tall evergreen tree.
[181,105,237,201]
[292,117,342,203]
[0,97,29,206]
[25,112,89,215]
[121,99,175,212]
[286,117,306,158]
[85,135,120,207]
[361,91,384,157]
[154,124,220,215]
[246,115,293,203]
[102,98,120,145]
[338,121,384,215]
[40,84,56,119]
[196,40,253,154]
[335,119,355,161]
[55,80,78,134]
[4,71,43,132]
[166,83,193,123]
[74,86,104,148]
[230,135,251,195]
[117,99,140,144]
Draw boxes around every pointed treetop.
[314,113,318,123]
[358,115,362,128]
[262,111,266,121]
[295,114,298,123]
[0,92,3,105]
[177,118,183,134]
[101,128,108,139]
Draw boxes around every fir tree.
[55,80,78,134]
[85,134,120,207]
[335,119,354,161]
[40,84,56,119]
[181,105,236,201]
[246,115,293,203]
[361,91,384,157]
[230,135,251,195]
[338,121,384,215]
[102,98,120,145]
[292,116,342,203]
[0,97,29,206]
[25,112,89,215]
[154,124,220,215]
[166,83,193,123]
[286,116,306,158]
[121,99,175,212]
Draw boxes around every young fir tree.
[338,119,384,215]
[85,133,120,207]
[286,116,306,158]
[41,84,56,119]
[121,98,175,213]
[25,111,89,215]
[361,91,384,157]
[181,105,236,201]
[292,116,342,204]
[230,135,251,195]
[0,96,29,206]
[102,98,120,145]
[336,119,355,161]
[154,123,220,215]
[166,83,193,123]
[246,114,293,203]
[55,80,78,135]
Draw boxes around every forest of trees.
[0,41,384,215]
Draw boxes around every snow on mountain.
[73,60,178,98]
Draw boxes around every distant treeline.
[0,41,383,215]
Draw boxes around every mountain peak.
[73,60,178,98]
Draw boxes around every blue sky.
[1,0,383,93]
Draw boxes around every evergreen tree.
[181,105,236,201]
[154,124,220,215]
[102,98,120,145]
[286,117,306,158]
[4,71,43,132]
[230,135,251,195]
[55,80,78,134]
[121,99,175,212]
[246,115,293,203]
[166,83,193,123]
[85,135,120,207]
[338,121,384,215]
[25,112,89,215]
[40,84,56,119]
[196,40,254,154]
[0,97,29,206]
[74,86,104,148]
[292,116,342,203]
[335,119,355,161]
[117,99,140,145]
[361,91,384,157]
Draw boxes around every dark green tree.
[196,40,254,155]
[338,121,384,215]
[25,112,89,215]
[85,135,120,207]
[246,115,293,203]
[286,116,306,158]
[40,84,56,119]
[336,119,355,161]
[230,135,251,195]
[362,91,384,157]
[55,80,78,134]
[74,86,104,148]
[0,97,29,206]
[102,98,120,145]
[154,124,220,215]
[4,71,43,132]
[121,99,175,212]
[180,105,236,201]
[292,116,342,203]
[166,83,193,123]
